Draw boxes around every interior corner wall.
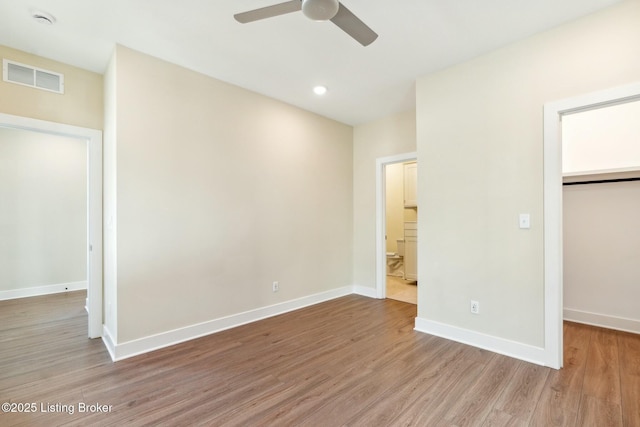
[352,109,416,290]
[0,45,103,129]
[416,0,640,348]
[111,45,353,344]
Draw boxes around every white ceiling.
[0,0,623,125]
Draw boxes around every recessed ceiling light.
[31,10,56,25]
[313,85,328,96]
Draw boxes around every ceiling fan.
[234,0,378,46]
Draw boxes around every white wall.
[563,181,640,332]
[563,100,640,175]
[353,110,416,290]
[0,127,86,296]
[416,0,640,352]
[106,46,353,345]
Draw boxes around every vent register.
[2,59,64,94]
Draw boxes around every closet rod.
[563,177,640,186]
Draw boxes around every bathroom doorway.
[375,152,417,304]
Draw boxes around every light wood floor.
[386,275,417,305]
[1,291,639,426]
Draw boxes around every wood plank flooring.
[1,291,639,426]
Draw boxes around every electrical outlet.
[470,300,480,314]
[272,281,279,292]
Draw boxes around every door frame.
[0,113,103,338]
[543,81,640,369]
[375,152,417,299]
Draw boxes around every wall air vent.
[2,59,64,94]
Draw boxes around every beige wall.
[0,127,86,292]
[353,109,416,289]
[564,181,640,328]
[385,163,404,254]
[386,162,418,254]
[416,0,640,347]
[0,45,103,129]
[107,46,353,343]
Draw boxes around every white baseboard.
[98,288,584,367]
[564,308,640,335]
[353,285,378,299]
[108,286,355,361]
[0,281,87,301]
[414,317,548,367]
[102,325,117,361]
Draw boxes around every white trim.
[543,102,564,369]
[102,325,117,362]
[375,152,417,299]
[414,317,548,366]
[86,124,103,339]
[107,286,354,361]
[0,281,87,301]
[0,113,103,339]
[353,285,377,299]
[564,308,640,335]
[563,166,640,177]
[543,81,640,370]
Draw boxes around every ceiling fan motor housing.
[301,0,339,21]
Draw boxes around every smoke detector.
[31,10,56,25]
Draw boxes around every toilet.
[386,239,405,276]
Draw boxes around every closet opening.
[543,81,640,368]
[562,98,640,335]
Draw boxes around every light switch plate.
[519,213,531,229]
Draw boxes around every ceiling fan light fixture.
[301,0,339,21]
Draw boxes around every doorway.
[562,99,640,334]
[375,152,417,302]
[0,113,103,338]
[543,81,640,369]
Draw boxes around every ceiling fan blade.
[330,3,378,46]
[234,1,302,23]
